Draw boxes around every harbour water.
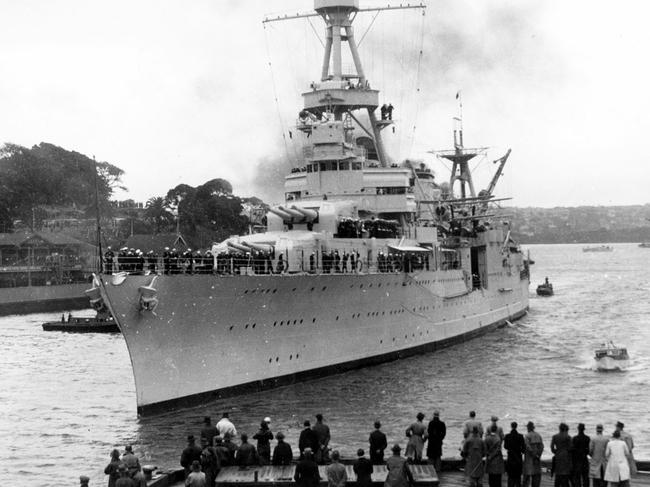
[2,243,649,486]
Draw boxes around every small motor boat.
[42,311,119,333]
[594,341,629,371]
[536,277,553,296]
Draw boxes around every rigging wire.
[263,23,293,167]
[358,10,380,48]
[307,16,324,47]
[408,7,427,156]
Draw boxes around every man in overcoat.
[426,411,446,472]
[589,424,609,487]
[523,422,543,487]
[504,422,525,487]
[571,423,590,487]
[462,426,486,487]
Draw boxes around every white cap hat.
[264,417,271,423]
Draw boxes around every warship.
[88,0,530,415]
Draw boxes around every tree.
[144,196,174,233]
[0,142,125,230]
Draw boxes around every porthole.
[273,321,277,327]
[290,354,293,360]
[292,288,297,292]
[272,289,277,293]
[322,286,327,291]
[252,324,256,329]
[280,321,284,326]
[269,358,272,363]
[275,357,279,362]
[293,320,297,325]
[244,290,249,294]
[296,354,300,358]
[336,316,339,321]
[300,319,304,324]
[245,324,249,329]
[311,287,315,291]
[312,318,316,323]
[229,325,234,331]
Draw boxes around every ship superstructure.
[89,0,530,415]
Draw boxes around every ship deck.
[152,466,650,487]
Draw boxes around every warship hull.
[98,267,528,416]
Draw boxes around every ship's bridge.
[285,162,415,214]
[302,81,380,114]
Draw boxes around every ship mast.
[264,1,425,168]
[437,94,486,199]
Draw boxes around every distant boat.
[536,278,553,296]
[594,341,629,371]
[583,245,613,252]
[42,311,119,333]
[639,243,650,248]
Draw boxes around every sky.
[1,0,649,208]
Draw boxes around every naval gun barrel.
[290,205,318,221]
[268,208,293,221]
[242,242,274,253]
[227,242,251,253]
[278,206,305,219]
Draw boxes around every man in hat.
[488,416,504,442]
[299,420,319,459]
[235,433,259,467]
[79,475,90,486]
[294,448,321,487]
[463,426,486,487]
[185,460,207,487]
[222,432,238,464]
[216,412,237,438]
[385,444,414,487]
[201,416,219,447]
[572,424,590,487]
[504,422,525,487]
[121,445,140,478]
[327,450,347,487]
[369,420,388,465]
[181,435,203,478]
[427,411,446,472]
[253,420,274,465]
[353,449,374,487]
[313,413,331,464]
[523,422,543,487]
[199,435,219,487]
[272,432,293,466]
[462,411,483,439]
[589,425,608,487]
[115,464,135,487]
[214,437,231,468]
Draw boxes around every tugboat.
[536,277,553,296]
[594,341,629,371]
[583,245,613,252]
[42,310,119,333]
[87,0,531,416]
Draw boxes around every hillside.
[510,204,650,244]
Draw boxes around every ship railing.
[104,252,436,277]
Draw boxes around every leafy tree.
[144,196,174,233]
[0,142,125,230]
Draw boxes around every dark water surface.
[2,243,650,486]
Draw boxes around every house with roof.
[0,231,96,287]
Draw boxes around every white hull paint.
[99,267,529,415]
